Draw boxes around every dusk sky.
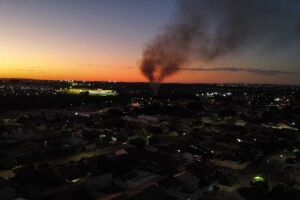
[0,0,299,84]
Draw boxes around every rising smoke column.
[140,0,300,83]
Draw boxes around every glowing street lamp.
[252,176,265,184]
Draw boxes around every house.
[158,171,213,200]
[114,170,159,189]
[96,193,127,200]
[174,172,199,191]
[210,158,249,170]
[0,186,15,200]
[128,185,178,200]
[185,162,219,189]
[56,164,85,183]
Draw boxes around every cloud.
[179,67,298,76]
[80,64,99,68]
[15,67,45,73]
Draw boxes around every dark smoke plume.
[179,67,297,76]
[140,0,300,82]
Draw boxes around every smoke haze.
[140,0,300,82]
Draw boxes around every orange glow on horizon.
[1,64,298,85]
[0,43,298,85]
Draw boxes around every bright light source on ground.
[253,176,264,183]
[59,88,118,96]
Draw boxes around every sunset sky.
[0,0,299,85]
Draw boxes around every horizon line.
[0,77,299,87]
